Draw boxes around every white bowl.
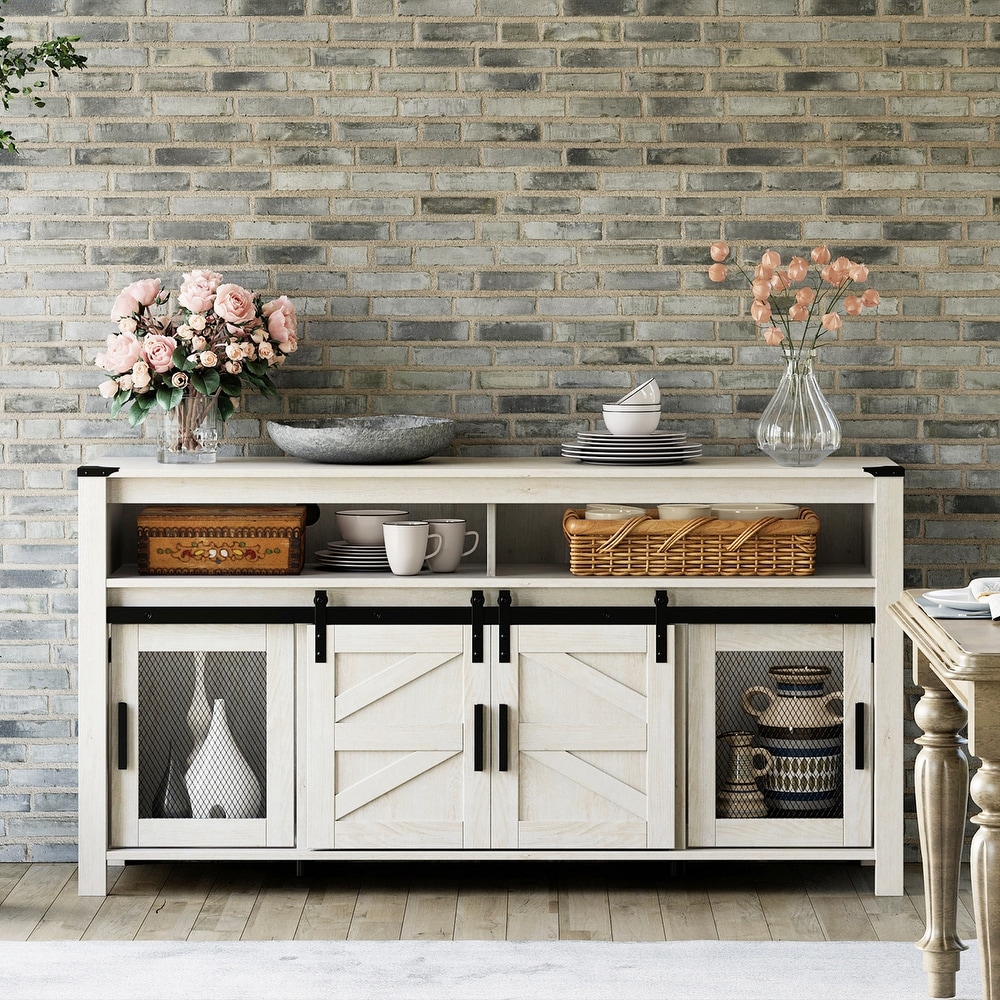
[585,503,646,520]
[602,401,662,411]
[336,508,409,545]
[616,378,661,405]
[657,503,713,520]
[601,408,660,435]
[710,503,800,520]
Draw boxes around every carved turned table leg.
[971,760,1000,1000]
[913,663,969,999]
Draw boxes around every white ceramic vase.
[185,698,262,820]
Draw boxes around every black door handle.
[474,703,484,771]
[498,703,509,772]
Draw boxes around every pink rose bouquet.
[95,271,298,426]
[707,242,879,358]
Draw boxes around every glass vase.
[755,351,841,467]
[157,392,219,464]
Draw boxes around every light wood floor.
[0,860,971,943]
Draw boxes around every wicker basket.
[563,507,820,577]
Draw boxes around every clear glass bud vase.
[157,392,219,464]
[755,351,841,467]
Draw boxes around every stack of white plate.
[561,430,702,465]
[314,540,391,572]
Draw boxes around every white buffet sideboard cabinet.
[77,455,904,896]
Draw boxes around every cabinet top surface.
[83,454,899,483]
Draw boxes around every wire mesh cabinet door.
[686,622,873,849]
[110,622,294,849]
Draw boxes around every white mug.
[382,520,443,576]
[425,518,480,573]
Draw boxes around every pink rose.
[178,270,222,314]
[110,292,139,322]
[262,295,297,343]
[98,379,119,399]
[130,361,151,390]
[142,333,178,374]
[96,331,141,374]
[213,283,257,326]
[122,278,162,308]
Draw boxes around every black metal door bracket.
[313,590,329,663]
[498,590,511,663]
[471,590,485,663]
[655,590,670,662]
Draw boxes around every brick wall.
[2,0,999,860]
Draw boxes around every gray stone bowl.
[266,415,456,464]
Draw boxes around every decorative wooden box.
[137,505,308,575]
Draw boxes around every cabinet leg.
[913,673,969,999]
[971,760,1000,1000]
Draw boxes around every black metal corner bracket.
[863,464,905,477]
[76,465,120,477]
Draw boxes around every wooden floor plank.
[0,864,75,940]
[188,864,263,941]
[506,877,559,941]
[134,863,217,941]
[608,887,666,942]
[348,873,409,941]
[846,864,926,942]
[658,882,719,940]
[82,863,170,941]
[295,869,359,941]
[27,868,109,941]
[241,868,309,941]
[558,872,612,941]
[453,872,507,941]
[400,882,459,940]
[752,864,825,942]
[0,863,29,906]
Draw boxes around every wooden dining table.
[888,589,1000,1000]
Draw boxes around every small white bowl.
[602,401,662,411]
[586,503,646,520]
[336,508,409,546]
[602,408,660,435]
[657,503,712,520]
[616,378,661,405]
[710,503,800,520]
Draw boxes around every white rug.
[0,939,984,1000]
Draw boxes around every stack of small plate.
[561,430,702,465]
[314,540,391,572]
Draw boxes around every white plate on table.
[922,587,986,613]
